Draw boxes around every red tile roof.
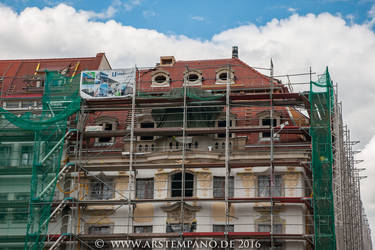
[0,53,109,98]
[138,57,282,92]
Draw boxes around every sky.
[1,0,375,245]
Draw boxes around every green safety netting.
[0,71,81,249]
[310,67,336,250]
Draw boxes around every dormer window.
[155,75,167,84]
[219,72,228,81]
[160,56,175,66]
[93,116,118,146]
[215,68,234,85]
[151,71,170,87]
[184,70,202,86]
[188,73,199,82]
[258,113,280,141]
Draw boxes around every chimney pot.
[232,46,238,58]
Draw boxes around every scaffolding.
[0,59,372,250]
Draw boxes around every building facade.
[0,50,371,250]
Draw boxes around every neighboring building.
[0,53,110,249]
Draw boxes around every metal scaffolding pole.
[180,66,188,241]
[269,60,275,250]
[127,67,138,237]
[224,65,231,247]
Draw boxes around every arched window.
[184,70,202,86]
[151,71,170,87]
[215,68,235,85]
[171,172,194,197]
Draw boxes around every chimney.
[232,46,238,58]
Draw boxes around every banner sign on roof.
[80,68,135,99]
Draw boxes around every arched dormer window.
[151,70,170,87]
[215,68,235,85]
[183,70,202,86]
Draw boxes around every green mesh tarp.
[310,68,336,249]
[0,71,81,249]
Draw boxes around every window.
[13,193,29,222]
[261,118,277,138]
[219,72,228,81]
[213,225,234,250]
[5,101,19,109]
[213,176,234,198]
[0,146,11,167]
[217,120,232,138]
[136,178,154,199]
[90,181,114,200]
[0,194,8,222]
[166,223,191,233]
[140,122,154,140]
[20,146,33,166]
[171,172,194,197]
[258,223,283,234]
[215,69,234,84]
[213,224,234,232]
[21,101,34,108]
[258,175,282,197]
[155,75,167,83]
[88,225,112,234]
[134,225,153,233]
[259,242,283,250]
[99,123,113,143]
[152,71,170,87]
[184,71,202,86]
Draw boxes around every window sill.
[94,142,114,147]
[151,83,170,88]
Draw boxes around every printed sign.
[80,68,135,99]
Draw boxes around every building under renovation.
[0,49,372,249]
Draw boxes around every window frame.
[151,71,170,87]
[183,70,203,86]
[213,176,234,198]
[87,224,113,235]
[20,145,33,167]
[134,225,153,233]
[93,116,118,146]
[215,68,235,85]
[257,175,283,197]
[170,172,194,198]
[136,178,154,199]
[89,179,114,200]
[258,114,281,141]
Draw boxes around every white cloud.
[143,10,156,18]
[367,4,375,26]
[191,16,205,22]
[123,0,142,11]
[287,7,297,13]
[0,5,375,242]
[84,6,117,19]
